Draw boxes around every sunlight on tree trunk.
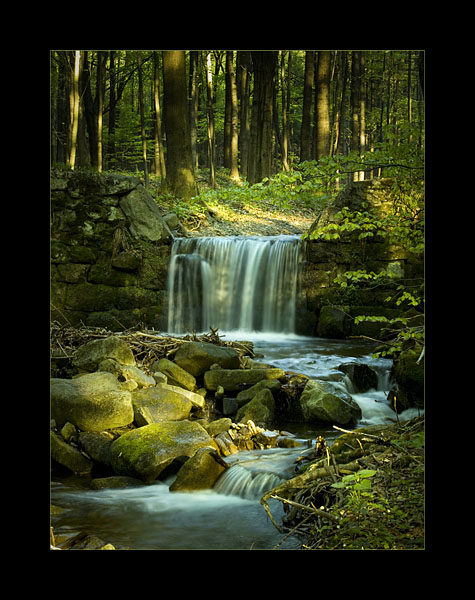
[68,51,81,170]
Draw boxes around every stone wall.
[50,169,176,330]
[295,179,424,338]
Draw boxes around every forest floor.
[151,169,320,237]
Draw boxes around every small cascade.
[213,464,284,500]
[167,235,302,334]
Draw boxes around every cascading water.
[167,235,302,334]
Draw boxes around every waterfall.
[167,235,302,334]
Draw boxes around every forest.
[50,50,424,193]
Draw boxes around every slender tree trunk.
[350,51,360,181]
[224,53,232,169]
[137,52,149,187]
[97,51,105,172]
[280,51,290,171]
[68,50,81,169]
[206,52,216,188]
[248,51,278,184]
[108,51,117,170]
[407,50,413,144]
[315,50,331,160]
[300,50,315,162]
[237,51,251,179]
[227,51,240,180]
[153,52,166,178]
[162,50,196,199]
[189,51,199,171]
[81,51,99,169]
[359,51,366,180]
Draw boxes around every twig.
[269,495,339,522]
[273,512,314,550]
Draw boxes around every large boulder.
[131,387,192,425]
[155,383,205,410]
[236,389,275,427]
[109,421,216,482]
[72,336,136,372]
[393,348,424,410]
[298,379,362,426]
[119,184,172,243]
[204,368,286,393]
[235,379,282,408]
[339,362,378,393]
[173,342,241,377]
[169,447,227,492]
[156,358,197,391]
[51,371,134,432]
[317,305,352,339]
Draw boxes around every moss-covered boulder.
[298,379,361,426]
[236,389,275,427]
[72,336,136,372]
[169,447,227,492]
[131,387,192,425]
[393,348,424,410]
[235,379,282,408]
[157,358,197,391]
[204,368,286,393]
[51,430,94,474]
[109,421,216,482]
[51,371,134,432]
[173,342,241,377]
[317,305,352,338]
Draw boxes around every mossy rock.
[393,349,424,409]
[109,420,216,482]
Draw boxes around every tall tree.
[153,51,166,178]
[136,51,149,187]
[248,51,278,184]
[358,51,366,180]
[300,50,315,162]
[189,51,199,170]
[96,51,106,171]
[226,51,240,180]
[314,50,331,160]
[237,51,251,179]
[280,51,290,171]
[162,50,196,199]
[68,51,81,169]
[205,51,216,188]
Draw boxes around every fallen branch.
[269,495,339,522]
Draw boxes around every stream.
[51,333,421,550]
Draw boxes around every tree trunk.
[108,51,117,170]
[97,51,105,172]
[81,51,99,169]
[280,51,290,171]
[162,50,196,199]
[358,51,366,180]
[315,50,331,160]
[237,51,251,179]
[68,51,81,169]
[248,51,278,184]
[137,51,149,187]
[350,51,360,181]
[206,52,216,188]
[227,51,240,181]
[189,51,199,171]
[300,50,315,162]
[153,52,166,178]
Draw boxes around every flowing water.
[51,235,422,550]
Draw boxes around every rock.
[51,430,94,474]
[298,379,362,426]
[222,397,238,415]
[163,212,180,230]
[254,429,280,448]
[72,336,136,372]
[109,420,216,482]
[120,365,156,388]
[214,432,239,456]
[111,251,141,272]
[153,372,168,385]
[203,368,286,392]
[90,476,144,490]
[236,389,275,427]
[60,422,77,443]
[393,348,424,410]
[131,386,192,424]
[78,431,113,466]
[206,417,232,437]
[339,362,378,393]
[51,371,134,432]
[317,305,352,339]
[173,342,240,377]
[156,383,205,409]
[157,358,197,391]
[119,184,172,242]
[235,379,282,407]
[169,447,227,492]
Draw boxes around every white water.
[167,235,302,334]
